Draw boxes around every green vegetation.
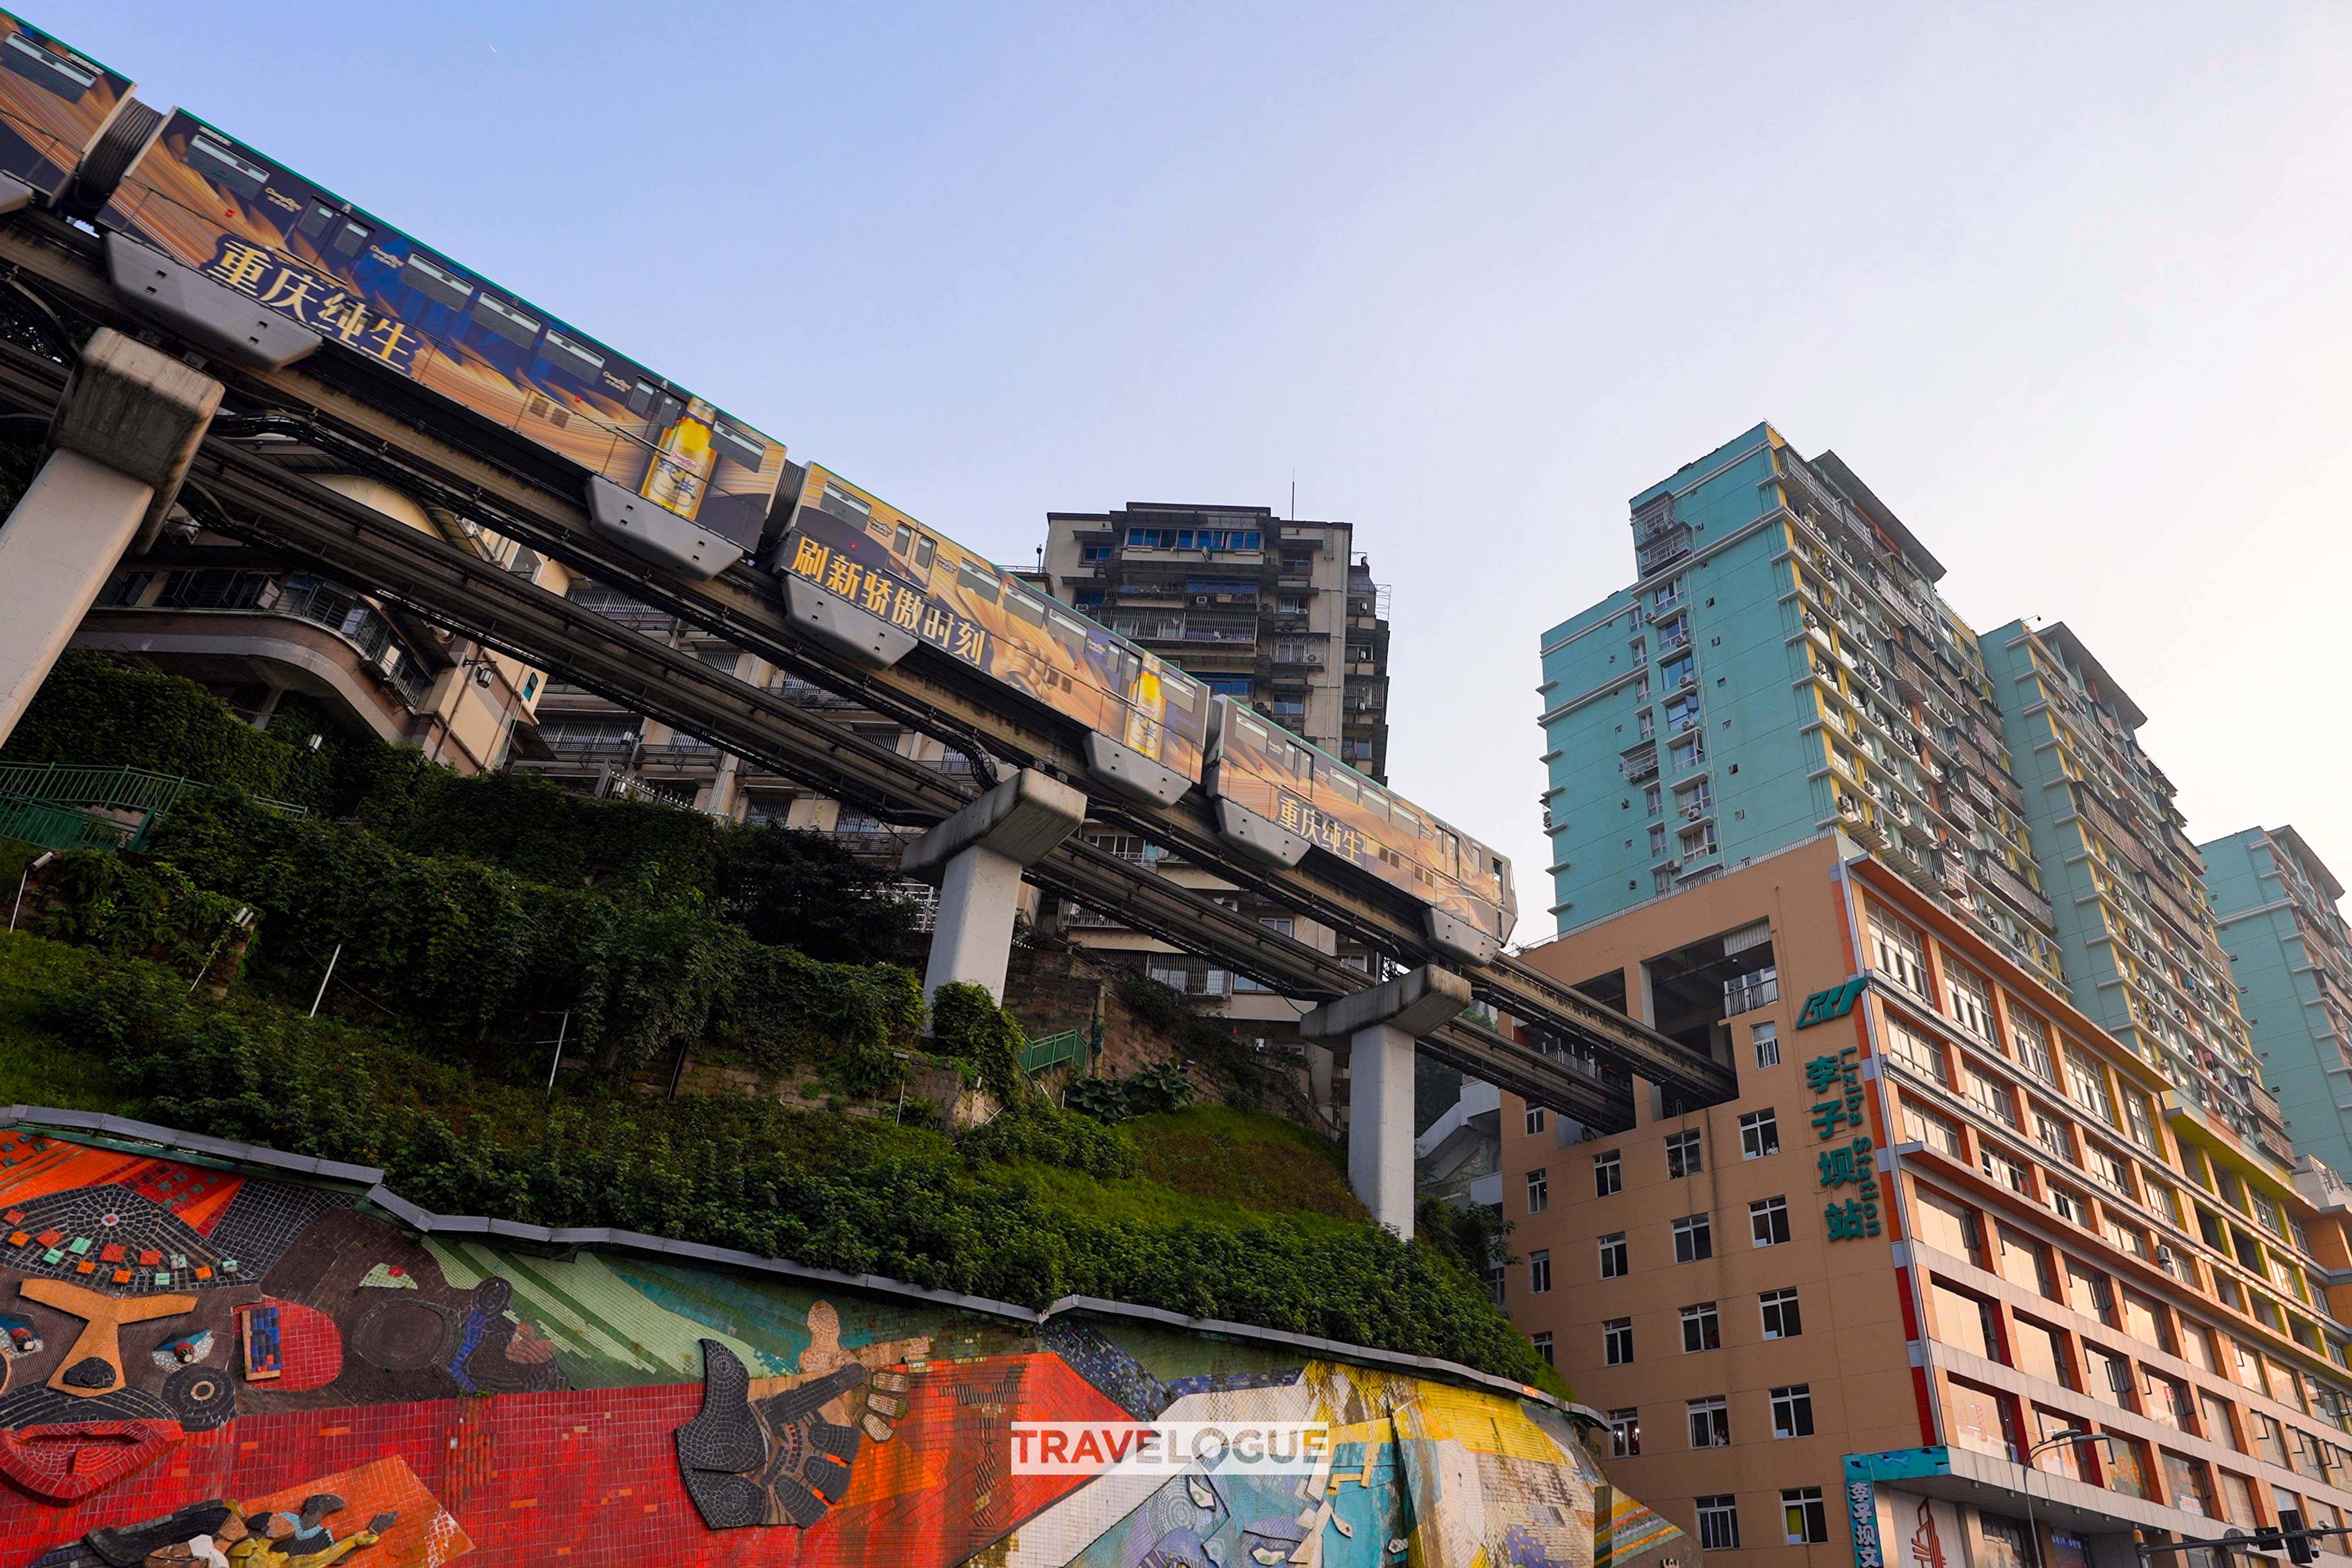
[0,653,1565,1391]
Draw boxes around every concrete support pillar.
[1300,965,1473,1236]
[902,769,1085,1005]
[0,329,221,747]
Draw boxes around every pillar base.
[903,769,1086,1005]
[1300,965,1473,1236]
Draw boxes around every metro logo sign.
[1796,976,1867,1028]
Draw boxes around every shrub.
[31,947,1560,1389]
[929,981,1026,1102]
[1066,1061,1197,1123]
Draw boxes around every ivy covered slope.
[0,655,1563,1393]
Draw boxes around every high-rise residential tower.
[1538,423,2060,983]
[1979,624,2282,1162]
[2203,828,2352,1177]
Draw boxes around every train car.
[0,11,130,208]
[1205,697,1515,964]
[86,107,787,578]
[777,465,1209,804]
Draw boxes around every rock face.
[0,1115,1693,1568]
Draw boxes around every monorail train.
[776,478,1516,963]
[0,7,1515,965]
[0,11,786,580]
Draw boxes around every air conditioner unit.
[1685,806,1704,821]
[1304,651,1324,664]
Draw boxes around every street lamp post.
[2023,1429,2118,1568]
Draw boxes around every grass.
[0,924,1361,1229]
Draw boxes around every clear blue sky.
[48,1,2352,938]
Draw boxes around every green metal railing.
[1020,1026,1100,1075]
[0,796,139,853]
[0,763,309,854]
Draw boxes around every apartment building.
[1538,424,2061,987]
[1979,624,2284,1165]
[1503,834,2352,1568]
[2203,829,2352,1180]
[76,472,545,773]
[1030,502,1391,1023]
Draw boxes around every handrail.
[0,763,310,852]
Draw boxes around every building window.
[1674,1214,1714,1263]
[2010,1006,2056,1080]
[1594,1150,1622,1197]
[1740,1109,1781,1159]
[1688,1396,1731,1448]
[1783,1488,1829,1545]
[1644,784,1662,815]
[1649,824,1667,855]
[1751,1195,1792,1247]
[1598,1232,1628,1279]
[1526,1106,1547,1136]
[1966,1061,2019,1128]
[1696,1496,1740,1551]
[1761,1287,1803,1339]
[2063,1043,2117,1124]
[2050,1184,2086,1225]
[1945,961,1996,1041]
[1868,907,1930,995]
[1753,1020,1781,1067]
[1666,1129,1704,1178]
[1608,1408,1640,1457]
[1885,1017,1949,1084]
[1682,1302,1722,1353]
[1526,1169,1549,1214]
[1532,1332,1553,1367]
[1771,1384,1816,1438]
[1604,1318,1633,1365]
[1528,1250,1552,1294]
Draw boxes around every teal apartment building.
[2202,826,2352,1174]
[1976,622,2284,1161]
[1537,422,2061,984]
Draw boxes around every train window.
[892,524,914,555]
[955,560,1002,603]
[469,293,542,347]
[1005,585,1049,628]
[539,328,605,382]
[1161,670,1200,711]
[1359,788,1389,820]
[913,535,936,571]
[711,422,765,470]
[628,380,660,415]
[3,33,98,101]
[818,483,871,522]
[331,219,372,258]
[187,135,272,201]
[1048,609,1092,644]
[1323,766,1358,798]
[400,252,476,310]
[1392,804,1423,836]
[296,201,336,240]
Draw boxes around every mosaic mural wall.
[0,1122,1688,1568]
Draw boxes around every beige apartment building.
[1503,833,2352,1568]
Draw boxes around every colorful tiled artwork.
[0,1128,1681,1568]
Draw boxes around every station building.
[1508,424,2352,1568]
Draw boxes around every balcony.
[1724,968,1780,1017]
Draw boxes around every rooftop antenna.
[1290,473,1296,520]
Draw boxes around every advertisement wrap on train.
[89,106,788,576]
[1206,702,1515,963]
[0,11,128,205]
[778,465,1211,802]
